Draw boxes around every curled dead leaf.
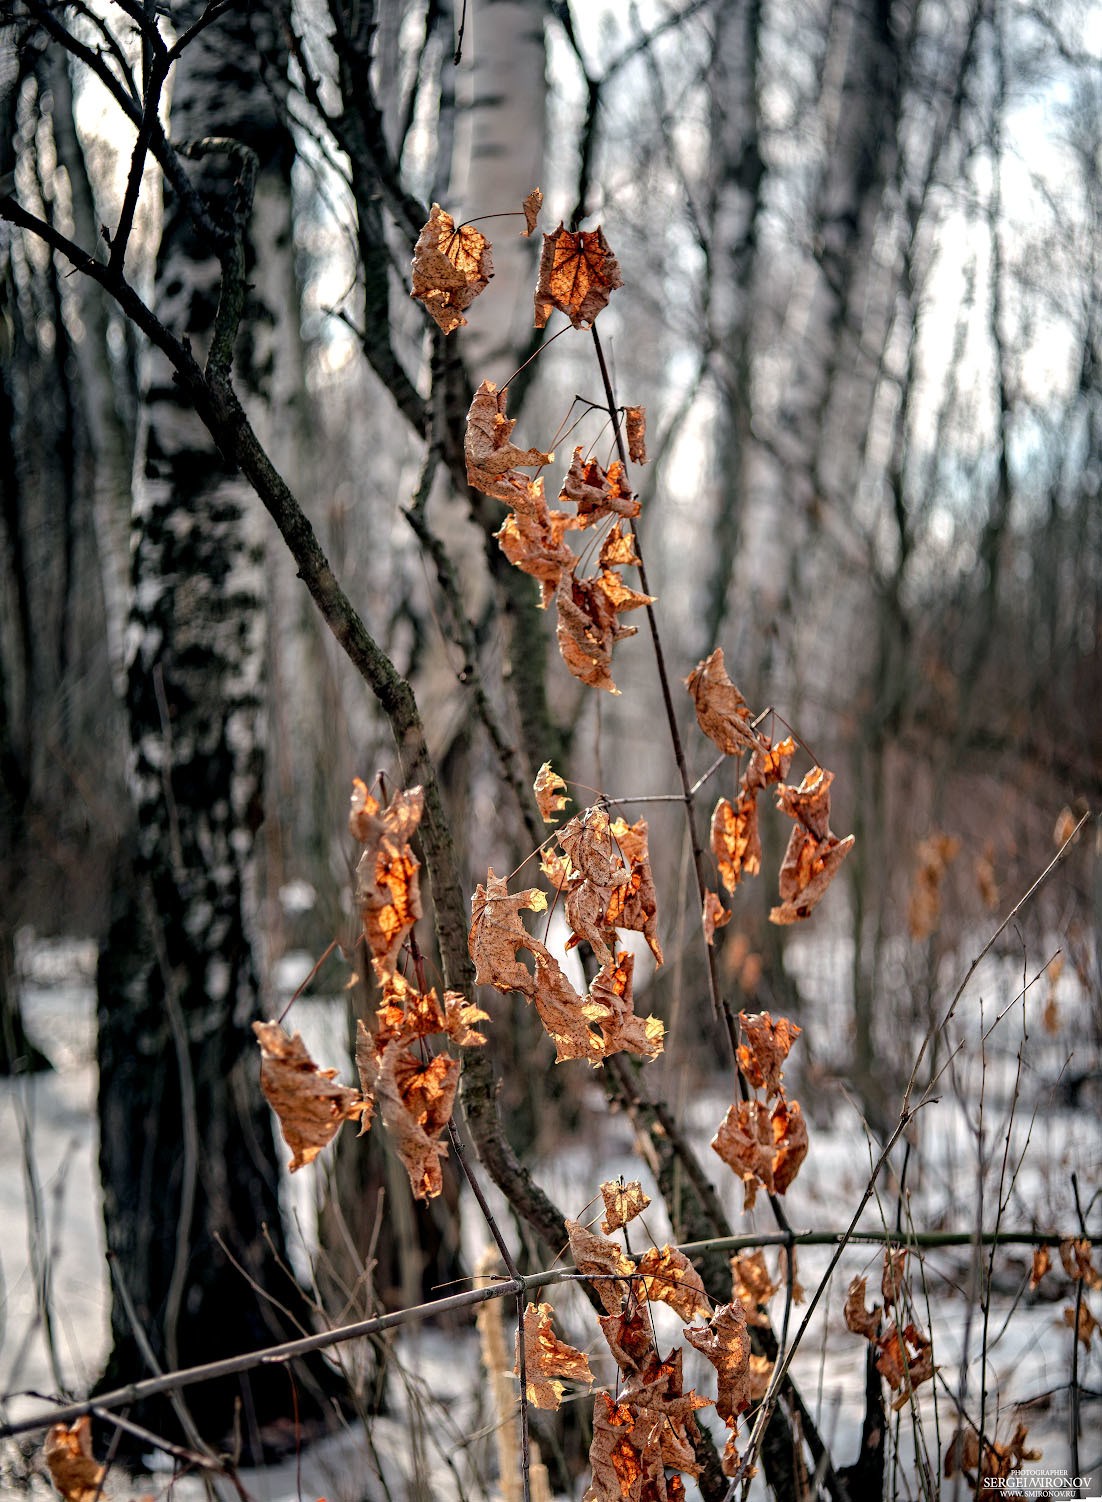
[770,768,854,925]
[534,760,570,822]
[356,1029,457,1200]
[1029,1244,1051,1290]
[600,1178,651,1234]
[711,794,761,892]
[686,648,764,756]
[559,447,640,525]
[684,1302,752,1427]
[635,1245,711,1322]
[625,406,647,464]
[606,816,664,965]
[590,951,665,1061]
[534,223,623,329]
[1060,1236,1102,1289]
[253,1021,367,1172]
[702,889,732,945]
[350,781,425,968]
[515,1302,593,1409]
[469,868,548,996]
[731,1249,779,1327]
[736,1011,801,1098]
[566,1218,635,1314]
[410,203,493,334]
[1064,1300,1099,1348]
[465,380,553,505]
[44,1418,105,1502]
[843,1276,882,1341]
[495,482,580,607]
[521,187,543,237]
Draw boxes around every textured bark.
[93,5,334,1453]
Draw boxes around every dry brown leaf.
[606,816,664,965]
[566,1218,635,1314]
[770,778,855,925]
[731,1250,779,1327]
[559,447,640,524]
[356,1031,457,1200]
[534,223,623,329]
[469,868,548,995]
[44,1418,105,1502]
[534,760,570,822]
[350,781,425,968]
[410,203,493,334]
[441,990,490,1047]
[1064,1301,1099,1348]
[875,1321,935,1402]
[1030,1245,1052,1290]
[843,1276,882,1341]
[945,1423,1040,1485]
[600,1178,651,1234]
[532,950,607,1064]
[1060,1236,1102,1289]
[711,1100,775,1210]
[742,736,797,793]
[771,1097,808,1193]
[539,848,574,891]
[555,571,632,694]
[737,1011,801,1098]
[625,406,647,464]
[618,1348,710,1478]
[583,1393,646,1502]
[253,1021,367,1172]
[636,1245,711,1322]
[521,187,543,237]
[685,649,764,756]
[465,380,553,505]
[908,832,961,941]
[515,1302,593,1409]
[495,482,580,606]
[1054,805,1078,846]
[702,890,732,945]
[591,952,665,1061]
[684,1302,752,1426]
[711,794,761,892]
[559,808,629,961]
[598,1292,656,1376]
[599,520,641,569]
[748,1353,774,1402]
[882,1246,908,1307]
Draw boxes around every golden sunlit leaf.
[534,223,623,329]
[684,1303,752,1426]
[253,1021,367,1172]
[771,1096,808,1193]
[702,889,732,945]
[44,1418,105,1502]
[356,1029,457,1200]
[583,1393,645,1502]
[685,648,764,756]
[636,1245,711,1322]
[521,187,543,237]
[618,1347,710,1477]
[534,761,571,822]
[599,520,641,569]
[465,380,553,505]
[600,1178,651,1234]
[515,1302,593,1409]
[711,794,761,892]
[742,736,797,792]
[410,203,493,334]
[625,406,647,464]
[566,1218,635,1314]
[350,782,425,968]
[736,1011,801,1098]
[559,808,629,963]
[532,949,608,1064]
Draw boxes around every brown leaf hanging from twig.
[606,816,664,965]
[770,767,855,925]
[469,868,548,996]
[516,1302,594,1409]
[355,1026,458,1200]
[567,1218,636,1315]
[731,1250,780,1327]
[843,1276,882,1341]
[535,223,623,329]
[410,203,493,334]
[600,1178,651,1234]
[495,479,581,607]
[559,447,640,524]
[625,406,647,464]
[684,1302,752,1427]
[534,760,570,822]
[465,380,553,505]
[590,952,665,1061]
[521,187,543,237]
[686,648,765,756]
[702,889,732,945]
[253,1021,368,1172]
[350,780,425,968]
[635,1245,711,1322]
[711,1097,808,1208]
[44,1418,105,1502]
[736,1011,801,1098]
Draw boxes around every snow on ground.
[2,936,1100,1499]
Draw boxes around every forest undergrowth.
[2,143,1099,1502]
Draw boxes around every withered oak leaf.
[535,222,623,329]
[253,1020,367,1172]
[410,203,493,334]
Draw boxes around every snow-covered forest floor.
[1,933,1100,1500]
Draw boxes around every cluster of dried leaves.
[711,1011,808,1211]
[470,801,664,1066]
[255,780,487,1202]
[943,1423,1040,1492]
[1032,1236,1102,1350]
[691,648,855,930]
[843,1248,936,1412]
